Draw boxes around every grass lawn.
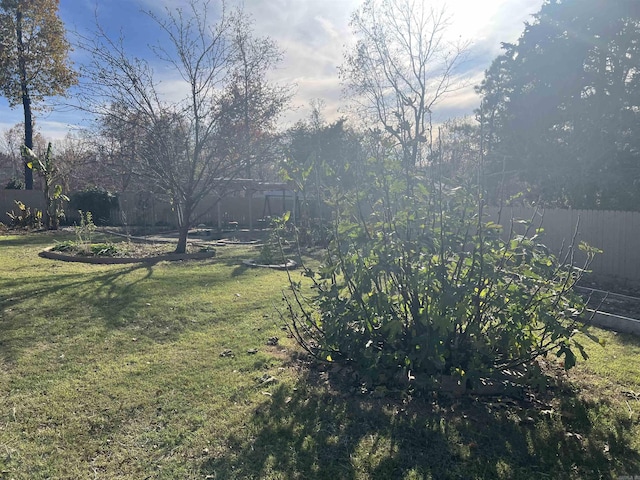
[1,231,640,479]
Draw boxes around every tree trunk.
[175,223,189,254]
[174,201,192,254]
[43,181,51,229]
[16,8,33,190]
[22,95,33,190]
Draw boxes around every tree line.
[1,0,638,242]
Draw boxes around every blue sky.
[0,0,545,142]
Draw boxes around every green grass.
[1,231,640,479]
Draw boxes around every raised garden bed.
[577,285,640,335]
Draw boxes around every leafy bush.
[282,160,600,392]
[6,200,42,229]
[70,188,119,226]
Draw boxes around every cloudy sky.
[0,0,545,141]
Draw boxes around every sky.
[0,0,546,142]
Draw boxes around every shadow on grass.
[0,250,285,366]
[0,230,72,247]
[0,263,158,362]
[609,330,640,348]
[0,262,154,306]
[201,368,640,480]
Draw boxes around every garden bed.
[40,241,216,264]
[576,285,640,336]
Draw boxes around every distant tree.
[1,123,48,187]
[50,132,97,192]
[284,108,363,201]
[216,15,292,181]
[81,0,289,253]
[95,103,147,194]
[340,0,467,173]
[282,107,364,244]
[0,0,77,189]
[477,0,640,210]
[0,123,24,180]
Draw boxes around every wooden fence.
[0,190,45,220]
[115,191,296,230]
[488,206,640,283]
[1,189,639,283]
[0,190,296,230]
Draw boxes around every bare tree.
[340,0,468,170]
[50,132,97,192]
[79,0,288,253]
[1,122,47,186]
[217,14,292,180]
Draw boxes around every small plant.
[6,200,42,229]
[258,213,291,265]
[74,211,97,254]
[89,243,120,257]
[52,238,122,257]
[51,240,75,252]
[258,232,279,265]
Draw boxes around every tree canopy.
[0,0,77,189]
[477,0,640,210]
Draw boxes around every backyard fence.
[115,191,296,230]
[1,189,639,283]
[487,206,640,284]
[1,190,45,219]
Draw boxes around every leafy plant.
[281,156,600,392]
[6,200,42,229]
[50,240,75,252]
[257,215,290,265]
[22,143,69,230]
[52,237,122,258]
[72,211,97,254]
[89,242,120,257]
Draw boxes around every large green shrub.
[283,157,600,391]
[70,188,119,226]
